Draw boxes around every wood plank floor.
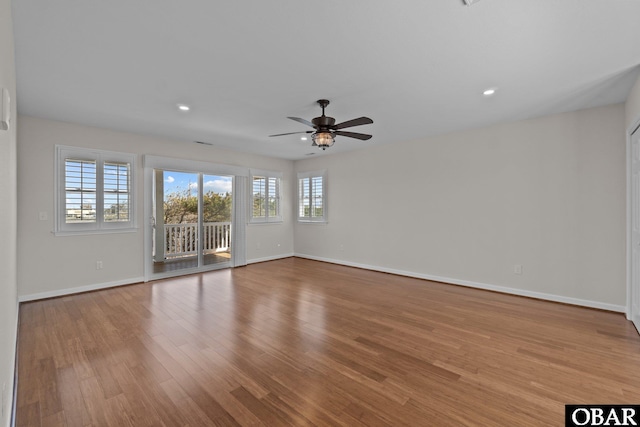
[16,257,640,426]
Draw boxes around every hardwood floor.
[16,257,640,426]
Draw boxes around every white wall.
[17,116,294,299]
[627,73,640,130]
[13,92,633,336]
[0,0,18,424]
[295,104,627,310]
[16,103,629,309]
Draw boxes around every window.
[55,145,136,234]
[298,170,327,223]
[250,169,282,223]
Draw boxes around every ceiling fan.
[269,99,373,150]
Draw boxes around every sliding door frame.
[143,155,248,282]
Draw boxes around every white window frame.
[297,170,327,223]
[249,169,283,224]
[55,145,137,235]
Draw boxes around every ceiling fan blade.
[333,117,373,130]
[269,131,313,137]
[335,131,372,141]
[287,117,316,128]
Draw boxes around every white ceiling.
[11,0,640,160]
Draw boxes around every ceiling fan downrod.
[317,99,330,116]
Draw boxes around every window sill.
[248,220,284,226]
[53,227,138,237]
[297,220,328,225]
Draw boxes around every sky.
[163,171,232,196]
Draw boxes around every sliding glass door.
[202,174,232,267]
[150,169,233,278]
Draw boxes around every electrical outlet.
[339,244,344,251]
[96,261,103,270]
[38,211,48,221]
[514,264,523,275]
[256,242,261,250]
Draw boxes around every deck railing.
[164,222,231,258]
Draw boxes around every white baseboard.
[294,253,626,313]
[18,276,145,302]
[17,253,626,314]
[247,253,294,265]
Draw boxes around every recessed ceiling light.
[483,88,497,97]
[177,104,190,111]
[301,136,308,141]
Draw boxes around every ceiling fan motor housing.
[312,116,335,129]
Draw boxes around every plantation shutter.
[297,170,326,222]
[56,146,136,234]
[249,170,282,223]
[103,161,131,222]
[252,176,266,218]
[311,176,323,218]
[268,177,279,217]
[65,159,97,223]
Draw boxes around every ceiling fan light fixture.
[312,131,335,150]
